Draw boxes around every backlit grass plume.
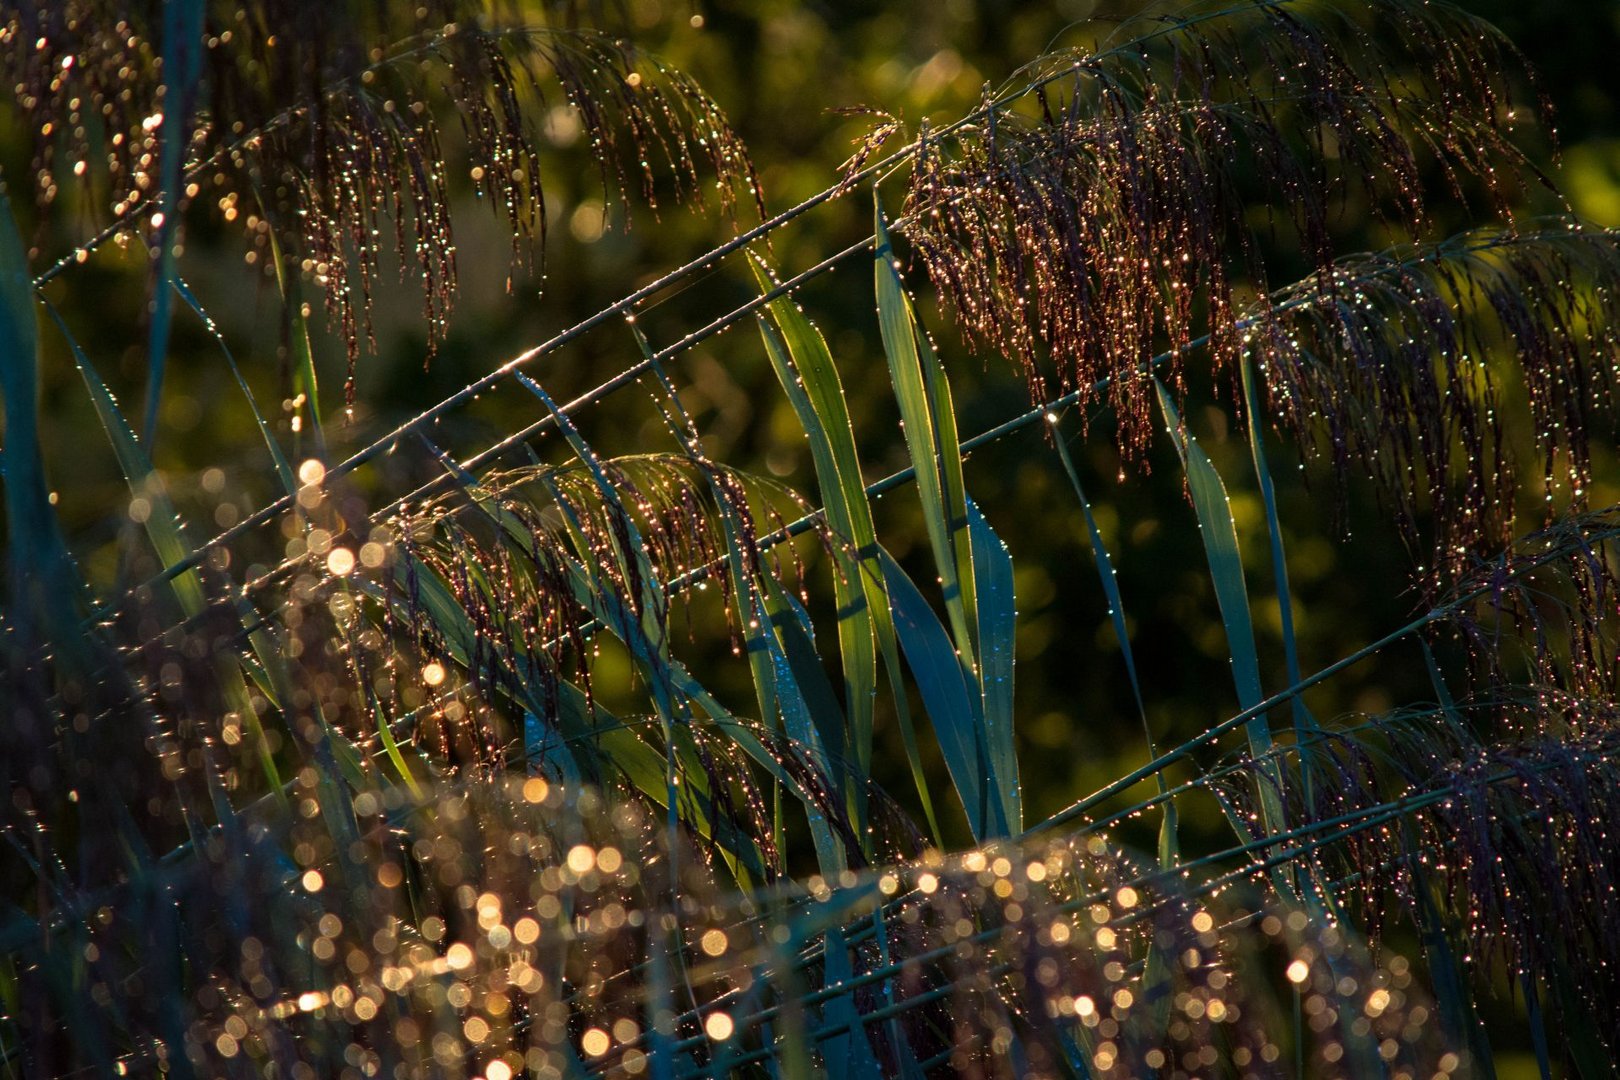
[5,0,760,399]
[4,0,1620,1076]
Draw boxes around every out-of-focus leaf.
[47,303,204,616]
[0,193,84,651]
[140,0,203,449]
[46,302,288,801]
[817,926,883,1078]
[173,278,297,498]
[1521,973,1551,1080]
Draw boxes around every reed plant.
[3,0,1619,1076]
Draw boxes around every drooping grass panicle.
[896,0,1551,463]
[1250,226,1620,590]
[1226,706,1620,1049]
[3,3,761,398]
[8,1,1620,1074]
[1429,507,1620,710]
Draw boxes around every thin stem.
[67,0,1326,638]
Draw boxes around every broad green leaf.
[760,571,853,872]
[1154,381,1265,717]
[635,328,801,869]
[874,200,977,673]
[0,192,84,652]
[754,273,941,843]
[878,548,1008,841]
[1154,381,1292,845]
[755,310,875,837]
[708,475,792,870]
[966,497,1019,833]
[817,926,883,1078]
[140,0,203,449]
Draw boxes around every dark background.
[7,3,1619,1068]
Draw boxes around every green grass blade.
[44,303,205,618]
[878,548,1006,842]
[368,687,427,800]
[754,269,941,844]
[1051,414,1181,1043]
[1140,802,1180,1024]
[1050,421,1151,734]
[1239,357,1313,739]
[966,497,1019,833]
[172,277,297,497]
[756,309,875,835]
[415,453,792,878]
[1154,380,1291,873]
[46,302,288,800]
[1154,381,1265,716]
[1549,967,1611,1075]
[769,651,842,873]
[517,372,669,648]
[1421,638,1474,743]
[873,200,977,673]
[550,693,768,887]
[0,192,84,651]
[817,926,884,1078]
[760,569,843,759]
[677,314,837,863]
[391,531,779,876]
[264,205,325,453]
[140,0,203,448]
[707,477,791,871]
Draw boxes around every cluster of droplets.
[360,453,890,869]
[1430,507,1620,706]
[136,786,1458,1080]
[898,0,1542,468]
[1206,668,1620,1051]
[1256,227,1620,595]
[2,769,1460,1079]
[2,4,762,402]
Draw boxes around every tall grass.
[3,0,1620,1076]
